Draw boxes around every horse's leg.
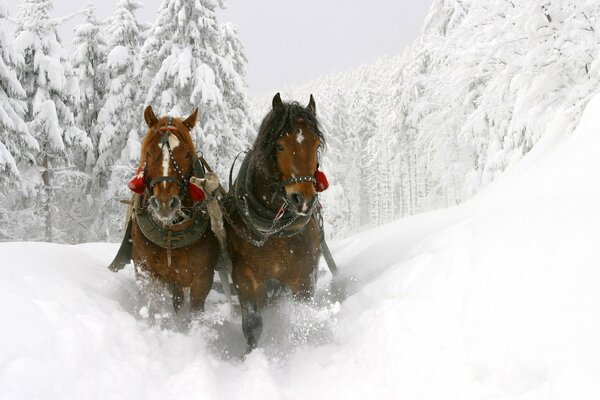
[241,299,262,353]
[169,283,184,313]
[285,269,317,302]
[190,271,213,312]
[134,264,166,319]
[236,274,267,353]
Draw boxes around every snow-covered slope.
[2,94,600,399]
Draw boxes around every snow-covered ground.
[3,94,600,399]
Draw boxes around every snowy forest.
[0,0,254,243]
[1,0,600,243]
[255,0,600,238]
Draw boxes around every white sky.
[5,0,432,95]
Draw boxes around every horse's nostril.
[290,193,304,206]
[168,196,181,211]
[149,197,160,211]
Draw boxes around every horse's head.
[268,93,325,215]
[140,106,200,225]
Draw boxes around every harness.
[135,200,209,249]
[135,117,209,262]
[224,149,317,247]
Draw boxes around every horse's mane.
[140,116,196,166]
[253,101,325,159]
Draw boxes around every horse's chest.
[157,260,194,282]
[131,224,211,286]
[246,233,319,275]
[136,248,194,281]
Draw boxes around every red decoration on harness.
[188,182,206,202]
[128,166,146,194]
[314,169,329,192]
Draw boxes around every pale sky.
[5,0,432,95]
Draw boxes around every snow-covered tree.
[72,2,108,170]
[91,0,144,240]
[323,88,361,235]
[14,0,91,242]
[141,0,254,181]
[94,0,143,184]
[0,3,37,191]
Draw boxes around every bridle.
[227,133,321,246]
[146,117,194,198]
[267,129,321,197]
[275,175,317,191]
[129,116,209,267]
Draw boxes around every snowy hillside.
[2,88,600,399]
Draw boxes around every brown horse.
[225,93,326,352]
[128,106,219,313]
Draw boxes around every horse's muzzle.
[287,191,316,216]
[148,195,181,224]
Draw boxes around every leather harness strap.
[136,118,209,251]
[226,150,314,246]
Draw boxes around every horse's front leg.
[241,298,263,353]
[236,271,267,353]
[190,269,214,312]
[286,272,317,302]
[168,282,184,313]
[133,262,166,319]
[284,257,318,302]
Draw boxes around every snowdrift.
[2,94,600,399]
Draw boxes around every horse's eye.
[276,144,285,152]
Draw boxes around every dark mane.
[253,101,325,157]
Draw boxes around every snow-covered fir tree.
[72,2,108,171]
[0,3,37,191]
[91,0,144,240]
[13,0,91,242]
[325,88,361,236]
[141,0,254,182]
[0,3,39,240]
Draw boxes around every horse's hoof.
[242,343,258,359]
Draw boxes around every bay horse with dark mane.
[109,106,219,313]
[225,93,328,352]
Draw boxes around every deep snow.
[2,94,600,399]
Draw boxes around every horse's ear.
[306,94,316,115]
[272,93,283,110]
[183,108,199,130]
[144,106,158,127]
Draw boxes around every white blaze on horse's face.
[296,128,304,144]
[159,134,180,188]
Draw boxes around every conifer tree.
[141,0,254,181]
[14,0,91,242]
[72,2,108,171]
[92,0,144,240]
[0,3,37,190]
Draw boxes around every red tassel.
[128,166,146,194]
[314,169,329,192]
[188,182,206,202]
